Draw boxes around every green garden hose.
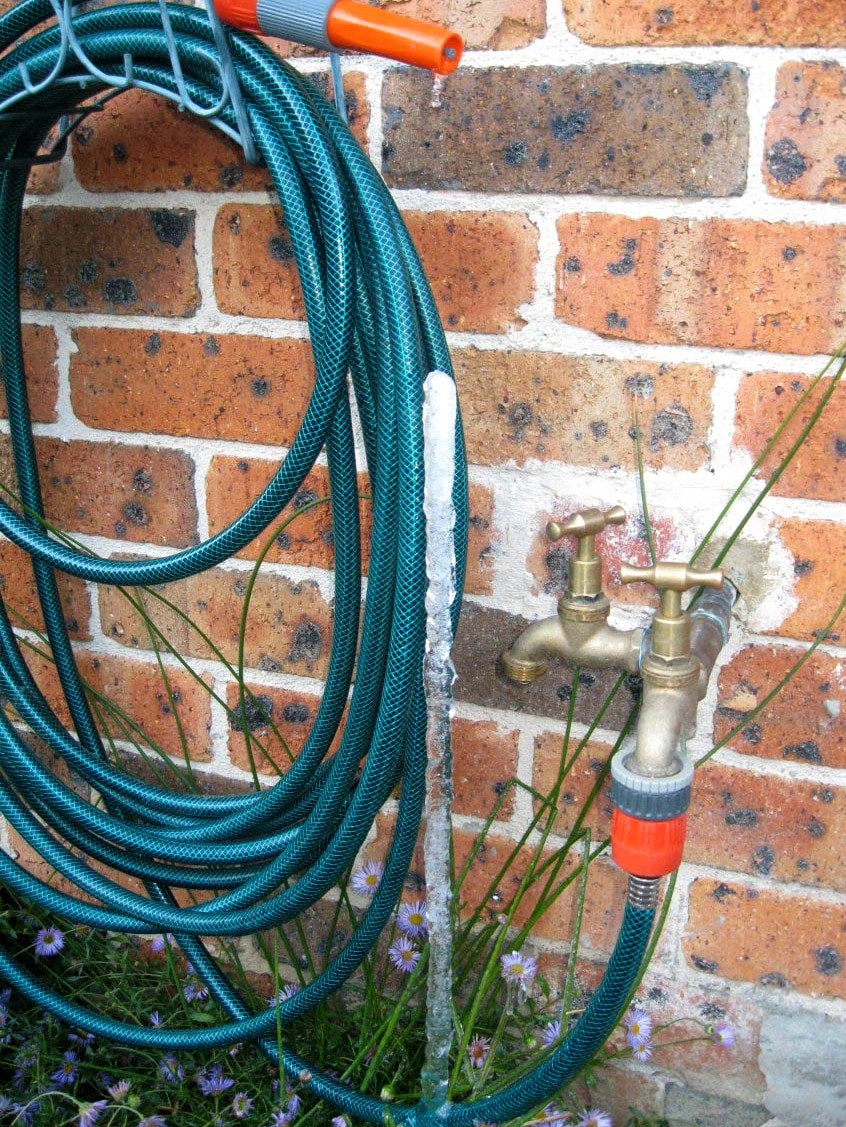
[0,4,655,1122]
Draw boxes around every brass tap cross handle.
[620,561,723,662]
[547,505,626,599]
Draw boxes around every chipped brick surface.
[378,0,544,49]
[733,370,846,502]
[556,214,846,354]
[0,437,198,547]
[99,566,333,678]
[764,63,846,201]
[20,207,199,316]
[383,65,747,197]
[0,324,58,423]
[73,76,369,193]
[686,761,846,892]
[455,349,713,470]
[0,539,89,640]
[404,212,538,334]
[70,328,315,445]
[773,519,846,643]
[715,644,846,768]
[526,496,684,608]
[685,877,846,998]
[562,0,846,46]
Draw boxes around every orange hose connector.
[327,0,462,74]
[611,809,687,878]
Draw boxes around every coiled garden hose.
[0,3,655,1122]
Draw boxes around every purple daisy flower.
[267,983,301,1007]
[159,1054,184,1084]
[540,1019,561,1047]
[106,1079,132,1102]
[149,1011,164,1027]
[623,1006,652,1050]
[269,1113,292,1127]
[183,974,209,1003]
[34,926,64,957]
[631,1039,653,1063]
[231,1091,254,1119]
[139,1117,168,1127]
[197,1063,234,1096]
[388,935,420,973]
[575,1109,613,1127]
[350,860,383,895]
[68,1028,95,1049]
[713,1021,735,1049]
[331,1118,347,1127]
[467,1034,490,1068]
[396,900,428,939]
[78,1100,108,1127]
[543,1103,572,1125]
[51,1050,79,1087]
[499,949,538,989]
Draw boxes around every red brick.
[556,214,846,355]
[452,717,519,819]
[206,460,369,568]
[21,648,212,762]
[213,204,305,319]
[0,436,198,548]
[99,566,333,678]
[686,761,846,892]
[0,324,58,423]
[455,349,713,471]
[70,327,315,445]
[378,0,545,49]
[733,370,846,503]
[205,456,494,595]
[72,76,369,193]
[532,731,613,840]
[562,0,846,46]
[226,682,327,776]
[451,826,627,956]
[773,519,846,643]
[21,207,198,316]
[405,212,538,334]
[764,63,846,201]
[715,644,846,768]
[685,877,846,997]
[0,539,90,640]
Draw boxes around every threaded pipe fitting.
[627,875,661,911]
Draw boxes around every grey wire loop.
[0,0,261,166]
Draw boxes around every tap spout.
[501,599,644,684]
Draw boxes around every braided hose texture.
[0,5,653,1121]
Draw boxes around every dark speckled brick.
[453,601,637,729]
[382,65,748,196]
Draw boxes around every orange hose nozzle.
[327,0,463,74]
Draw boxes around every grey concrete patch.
[760,1006,846,1127]
[665,1082,770,1127]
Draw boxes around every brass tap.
[620,562,724,671]
[500,506,643,683]
[548,504,625,601]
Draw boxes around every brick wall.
[4,1,846,1123]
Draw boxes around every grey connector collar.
[256,0,335,50]
[611,749,694,821]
